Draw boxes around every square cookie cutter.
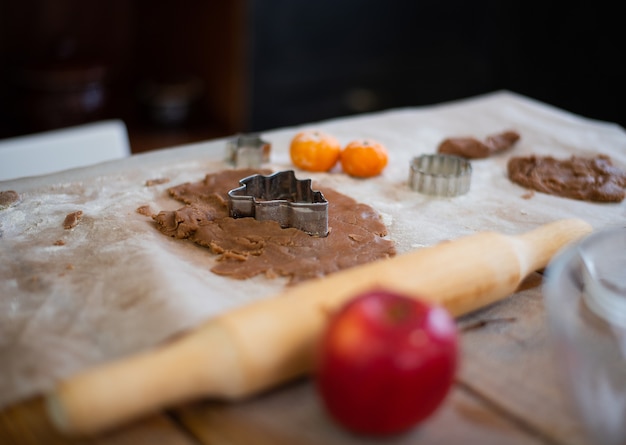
[225,133,271,168]
[228,170,329,237]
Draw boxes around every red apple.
[314,289,458,436]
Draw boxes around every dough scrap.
[438,130,520,159]
[63,210,83,229]
[0,190,20,209]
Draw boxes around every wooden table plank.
[0,397,195,445]
[173,378,548,445]
[87,416,194,445]
[457,281,590,445]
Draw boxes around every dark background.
[1,1,624,153]
[248,1,624,130]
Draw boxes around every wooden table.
[3,91,622,445]
[0,271,589,444]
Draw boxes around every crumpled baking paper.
[1,91,625,408]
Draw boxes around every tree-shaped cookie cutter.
[228,170,329,237]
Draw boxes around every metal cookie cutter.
[409,154,472,197]
[228,170,329,237]
[225,133,271,168]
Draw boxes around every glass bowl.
[543,226,626,445]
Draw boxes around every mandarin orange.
[289,130,341,172]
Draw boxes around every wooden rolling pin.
[1,218,592,440]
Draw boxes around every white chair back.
[0,120,131,181]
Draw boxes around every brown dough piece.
[136,205,153,217]
[153,169,396,284]
[507,154,626,203]
[0,190,20,208]
[145,178,170,186]
[438,130,520,159]
[63,210,83,229]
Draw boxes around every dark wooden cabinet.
[0,0,246,153]
[1,1,624,154]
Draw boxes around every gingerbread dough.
[150,169,396,284]
[507,154,626,202]
[438,130,520,159]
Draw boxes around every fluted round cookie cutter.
[409,154,472,197]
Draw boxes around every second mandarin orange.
[340,139,389,178]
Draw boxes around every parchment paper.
[1,91,625,408]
